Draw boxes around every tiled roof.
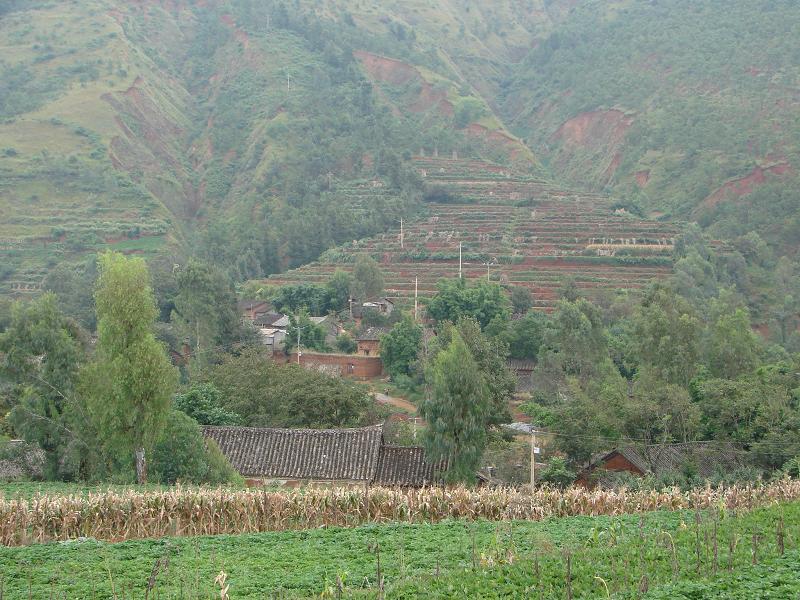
[506,359,536,371]
[203,425,384,481]
[585,442,747,479]
[374,445,440,487]
[272,315,329,329]
[356,327,390,342]
[253,312,283,327]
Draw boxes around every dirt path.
[375,392,418,414]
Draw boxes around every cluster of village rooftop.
[239,298,392,353]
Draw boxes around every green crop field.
[0,500,796,598]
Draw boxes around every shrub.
[151,410,239,485]
[174,384,240,426]
[539,456,576,488]
[335,333,357,354]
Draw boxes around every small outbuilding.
[355,327,390,356]
[576,442,747,487]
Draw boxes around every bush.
[335,333,357,354]
[539,457,576,488]
[174,383,240,426]
[151,410,239,485]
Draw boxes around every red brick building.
[356,327,390,357]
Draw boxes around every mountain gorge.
[1,0,799,299]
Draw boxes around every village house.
[355,327,390,356]
[362,297,394,316]
[272,314,340,346]
[348,297,395,324]
[202,424,440,487]
[575,442,747,487]
[237,300,271,322]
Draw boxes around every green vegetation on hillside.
[503,0,800,250]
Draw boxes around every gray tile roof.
[203,425,384,481]
[356,327,390,342]
[584,441,747,479]
[203,425,441,486]
[374,445,440,487]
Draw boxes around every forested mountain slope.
[0,0,532,293]
[499,0,800,253]
[1,0,798,298]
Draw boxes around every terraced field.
[266,158,682,310]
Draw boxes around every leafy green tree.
[426,278,511,330]
[558,276,581,302]
[207,348,377,428]
[350,254,384,301]
[549,368,628,464]
[629,368,700,444]
[452,319,514,426]
[83,252,178,484]
[539,457,576,488]
[421,331,489,483]
[509,286,533,314]
[282,310,328,354]
[270,283,331,315]
[174,383,240,426]
[542,298,607,380]
[506,310,548,360]
[335,332,357,354]
[326,270,352,312]
[42,257,98,331]
[694,362,800,469]
[380,316,422,379]
[632,285,701,387]
[173,260,239,357]
[706,307,761,380]
[0,294,87,478]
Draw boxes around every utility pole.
[414,275,418,320]
[458,241,462,279]
[485,259,493,282]
[412,417,418,440]
[530,428,537,491]
[400,218,404,249]
[286,70,291,92]
[296,326,301,365]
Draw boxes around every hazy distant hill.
[0,0,798,294]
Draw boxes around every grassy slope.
[2,0,798,292]
[500,0,800,226]
[0,0,543,292]
[0,500,796,598]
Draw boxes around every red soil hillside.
[550,109,634,184]
[699,161,794,212]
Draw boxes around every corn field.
[1,479,799,546]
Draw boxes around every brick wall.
[286,352,384,379]
[357,339,381,356]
